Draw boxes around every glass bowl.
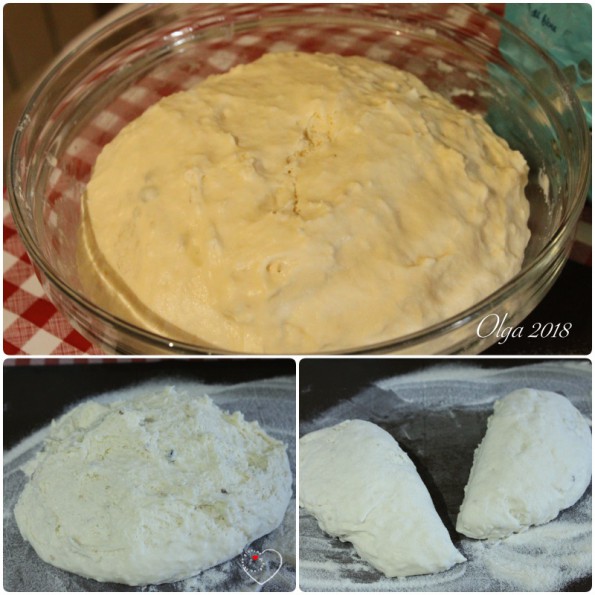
[7,3,590,354]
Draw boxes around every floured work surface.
[299,361,592,592]
[4,377,295,592]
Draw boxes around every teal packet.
[486,4,591,204]
[500,3,591,128]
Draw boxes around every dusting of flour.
[299,361,591,592]
[4,377,296,592]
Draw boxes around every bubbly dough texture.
[457,389,592,540]
[80,51,530,352]
[299,420,465,577]
[14,388,292,586]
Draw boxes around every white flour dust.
[4,376,296,592]
[299,361,592,592]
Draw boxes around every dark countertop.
[3,358,296,449]
[485,260,592,355]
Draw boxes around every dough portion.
[80,51,530,353]
[14,388,292,586]
[299,419,465,577]
[457,388,592,540]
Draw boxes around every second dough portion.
[299,419,465,577]
[457,388,592,539]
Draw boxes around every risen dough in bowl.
[14,388,292,586]
[79,52,530,353]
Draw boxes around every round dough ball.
[14,388,292,585]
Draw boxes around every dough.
[457,388,592,539]
[14,388,292,586]
[299,419,465,577]
[79,51,530,353]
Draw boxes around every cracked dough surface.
[14,388,292,586]
[79,51,530,352]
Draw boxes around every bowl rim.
[6,3,591,355]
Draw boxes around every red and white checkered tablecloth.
[4,198,105,355]
[4,3,592,356]
[3,357,147,366]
